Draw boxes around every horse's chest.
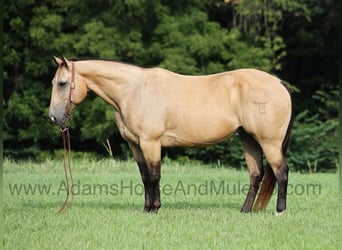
[114,112,139,144]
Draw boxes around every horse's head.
[48,56,87,126]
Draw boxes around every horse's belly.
[161,121,239,147]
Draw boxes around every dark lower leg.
[148,162,161,212]
[241,170,264,212]
[138,162,161,212]
[276,161,289,213]
[137,162,152,211]
[239,129,264,213]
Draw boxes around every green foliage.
[4,79,60,158]
[74,20,119,59]
[3,0,338,172]
[288,111,338,173]
[287,86,339,172]
[78,97,117,143]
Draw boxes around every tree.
[3,0,338,171]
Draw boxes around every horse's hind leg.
[239,129,264,213]
[258,142,289,214]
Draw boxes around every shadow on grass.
[163,201,241,210]
[19,200,140,211]
[20,199,242,212]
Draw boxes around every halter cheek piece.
[63,61,76,125]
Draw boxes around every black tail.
[281,80,294,156]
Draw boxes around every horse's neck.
[78,61,143,110]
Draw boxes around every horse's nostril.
[50,116,57,123]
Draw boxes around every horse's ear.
[53,56,63,65]
[62,56,71,70]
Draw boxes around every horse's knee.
[148,162,161,182]
[250,171,263,188]
[269,159,288,183]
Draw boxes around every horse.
[48,56,293,214]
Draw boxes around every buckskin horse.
[48,56,293,214]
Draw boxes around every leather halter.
[63,61,75,124]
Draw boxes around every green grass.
[4,158,339,249]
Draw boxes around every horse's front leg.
[135,160,161,212]
[139,139,162,212]
[129,140,161,212]
[142,161,161,212]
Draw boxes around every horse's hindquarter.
[231,69,292,142]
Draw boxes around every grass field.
[3,158,339,249]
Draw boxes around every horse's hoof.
[240,208,251,213]
[143,206,159,213]
[276,210,286,216]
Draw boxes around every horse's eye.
[58,81,67,87]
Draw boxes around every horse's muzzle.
[48,112,66,126]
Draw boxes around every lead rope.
[58,126,74,213]
[58,61,75,213]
